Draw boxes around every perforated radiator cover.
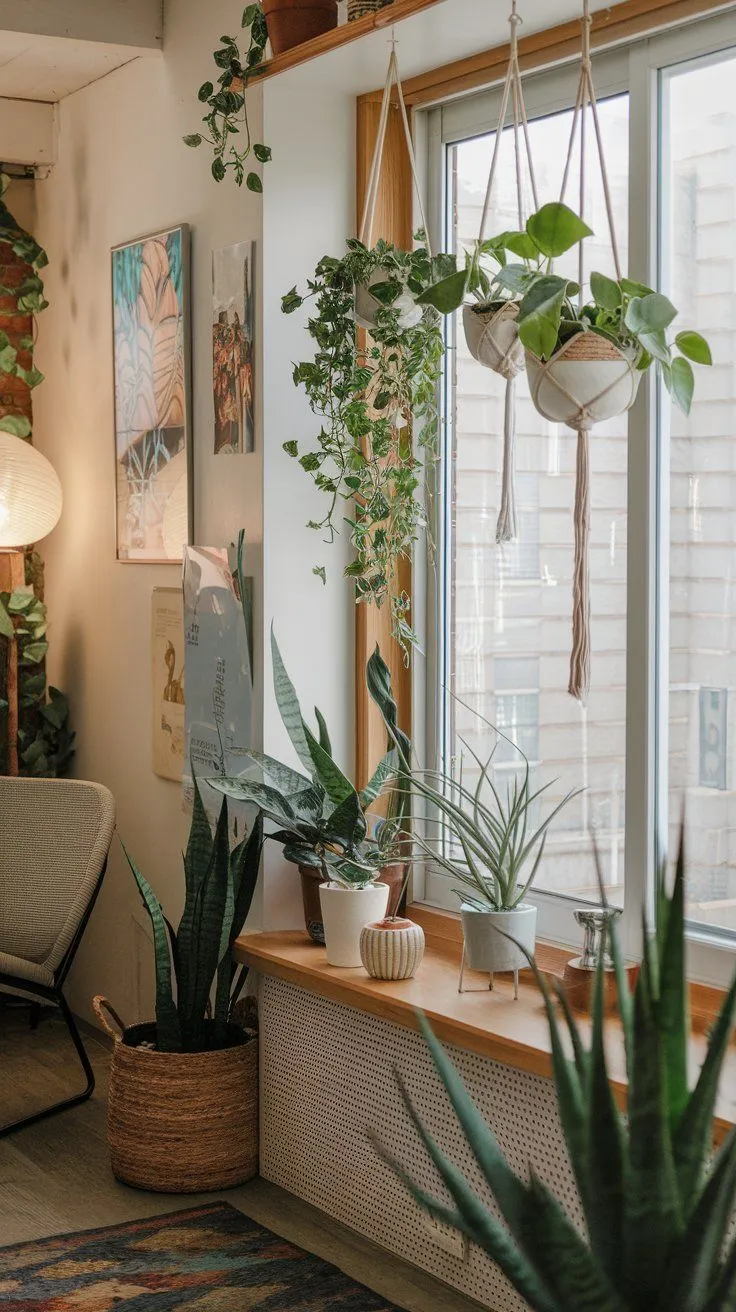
[259,976,583,1310]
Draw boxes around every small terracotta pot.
[360,917,425,980]
[299,861,407,942]
[263,0,338,55]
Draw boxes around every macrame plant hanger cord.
[551,0,623,701]
[359,37,432,255]
[476,2,539,544]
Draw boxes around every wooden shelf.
[234,927,736,1145]
[252,0,445,81]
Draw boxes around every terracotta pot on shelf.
[263,0,338,55]
[299,862,407,944]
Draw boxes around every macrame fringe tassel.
[569,428,591,702]
[496,376,517,544]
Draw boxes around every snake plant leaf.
[303,720,354,805]
[123,845,181,1053]
[271,626,314,773]
[314,706,332,756]
[230,812,263,943]
[622,944,683,1305]
[663,1127,736,1312]
[323,788,366,849]
[184,796,232,1051]
[672,964,736,1212]
[659,830,689,1137]
[212,821,236,1041]
[359,748,397,808]
[366,645,411,765]
[209,774,298,828]
[177,777,214,1033]
[238,747,311,797]
[390,1072,560,1312]
[702,1233,736,1312]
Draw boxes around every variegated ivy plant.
[209,628,402,888]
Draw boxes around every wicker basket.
[348,0,392,18]
[94,997,258,1194]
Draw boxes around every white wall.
[32,0,265,1025]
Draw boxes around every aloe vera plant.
[379,831,736,1312]
[209,628,401,887]
[125,781,263,1053]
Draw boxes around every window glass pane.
[661,52,736,936]
[447,95,629,902]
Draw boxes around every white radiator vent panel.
[260,977,583,1310]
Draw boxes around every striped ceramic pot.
[360,918,425,981]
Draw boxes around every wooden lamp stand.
[0,548,25,776]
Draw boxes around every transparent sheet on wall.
[661,53,736,937]
[447,95,629,902]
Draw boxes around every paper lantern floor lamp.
[0,432,63,774]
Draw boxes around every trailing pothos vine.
[184,5,271,189]
[0,174,74,777]
[282,235,448,653]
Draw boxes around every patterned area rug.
[0,1202,407,1309]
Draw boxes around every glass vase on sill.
[348,0,393,19]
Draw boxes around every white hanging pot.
[360,917,425,980]
[463,301,525,378]
[460,903,537,974]
[319,881,389,968]
[526,331,641,429]
[354,269,423,333]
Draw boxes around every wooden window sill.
[234,915,736,1146]
[251,0,443,81]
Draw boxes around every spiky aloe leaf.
[663,1127,736,1311]
[271,626,313,773]
[659,831,689,1137]
[518,1172,627,1312]
[672,966,736,1212]
[583,952,625,1288]
[622,936,683,1304]
[124,846,181,1052]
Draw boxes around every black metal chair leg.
[0,990,96,1138]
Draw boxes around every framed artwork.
[112,224,192,562]
[212,240,256,455]
[151,587,185,782]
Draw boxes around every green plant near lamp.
[184,5,272,190]
[281,234,448,653]
[95,782,264,1195]
[367,645,578,987]
[379,830,736,1312]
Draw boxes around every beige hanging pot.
[525,331,641,426]
[461,3,539,544]
[354,45,431,334]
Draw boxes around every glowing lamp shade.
[0,432,62,548]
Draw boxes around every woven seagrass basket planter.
[96,1000,258,1194]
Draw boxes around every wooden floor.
[0,1007,483,1311]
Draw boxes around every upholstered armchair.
[0,777,115,1135]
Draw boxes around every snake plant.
[379,830,736,1312]
[209,628,401,888]
[124,781,263,1053]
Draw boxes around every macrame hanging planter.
[524,0,642,701]
[354,43,431,333]
[463,2,539,544]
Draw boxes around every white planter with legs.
[319,882,389,968]
[460,903,537,994]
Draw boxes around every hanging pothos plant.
[281,234,450,653]
[0,175,48,438]
[184,5,271,189]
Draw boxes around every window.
[421,13,736,981]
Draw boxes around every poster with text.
[212,241,256,455]
[182,545,254,825]
[151,587,185,781]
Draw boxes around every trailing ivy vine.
[184,4,271,189]
[282,235,448,653]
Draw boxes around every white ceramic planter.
[319,882,389,968]
[463,301,525,378]
[460,903,537,976]
[360,918,425,980]
[354,271,422,332]
[525,333,641,428]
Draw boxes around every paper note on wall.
[151,587,185,781]
[182,545,253,824]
